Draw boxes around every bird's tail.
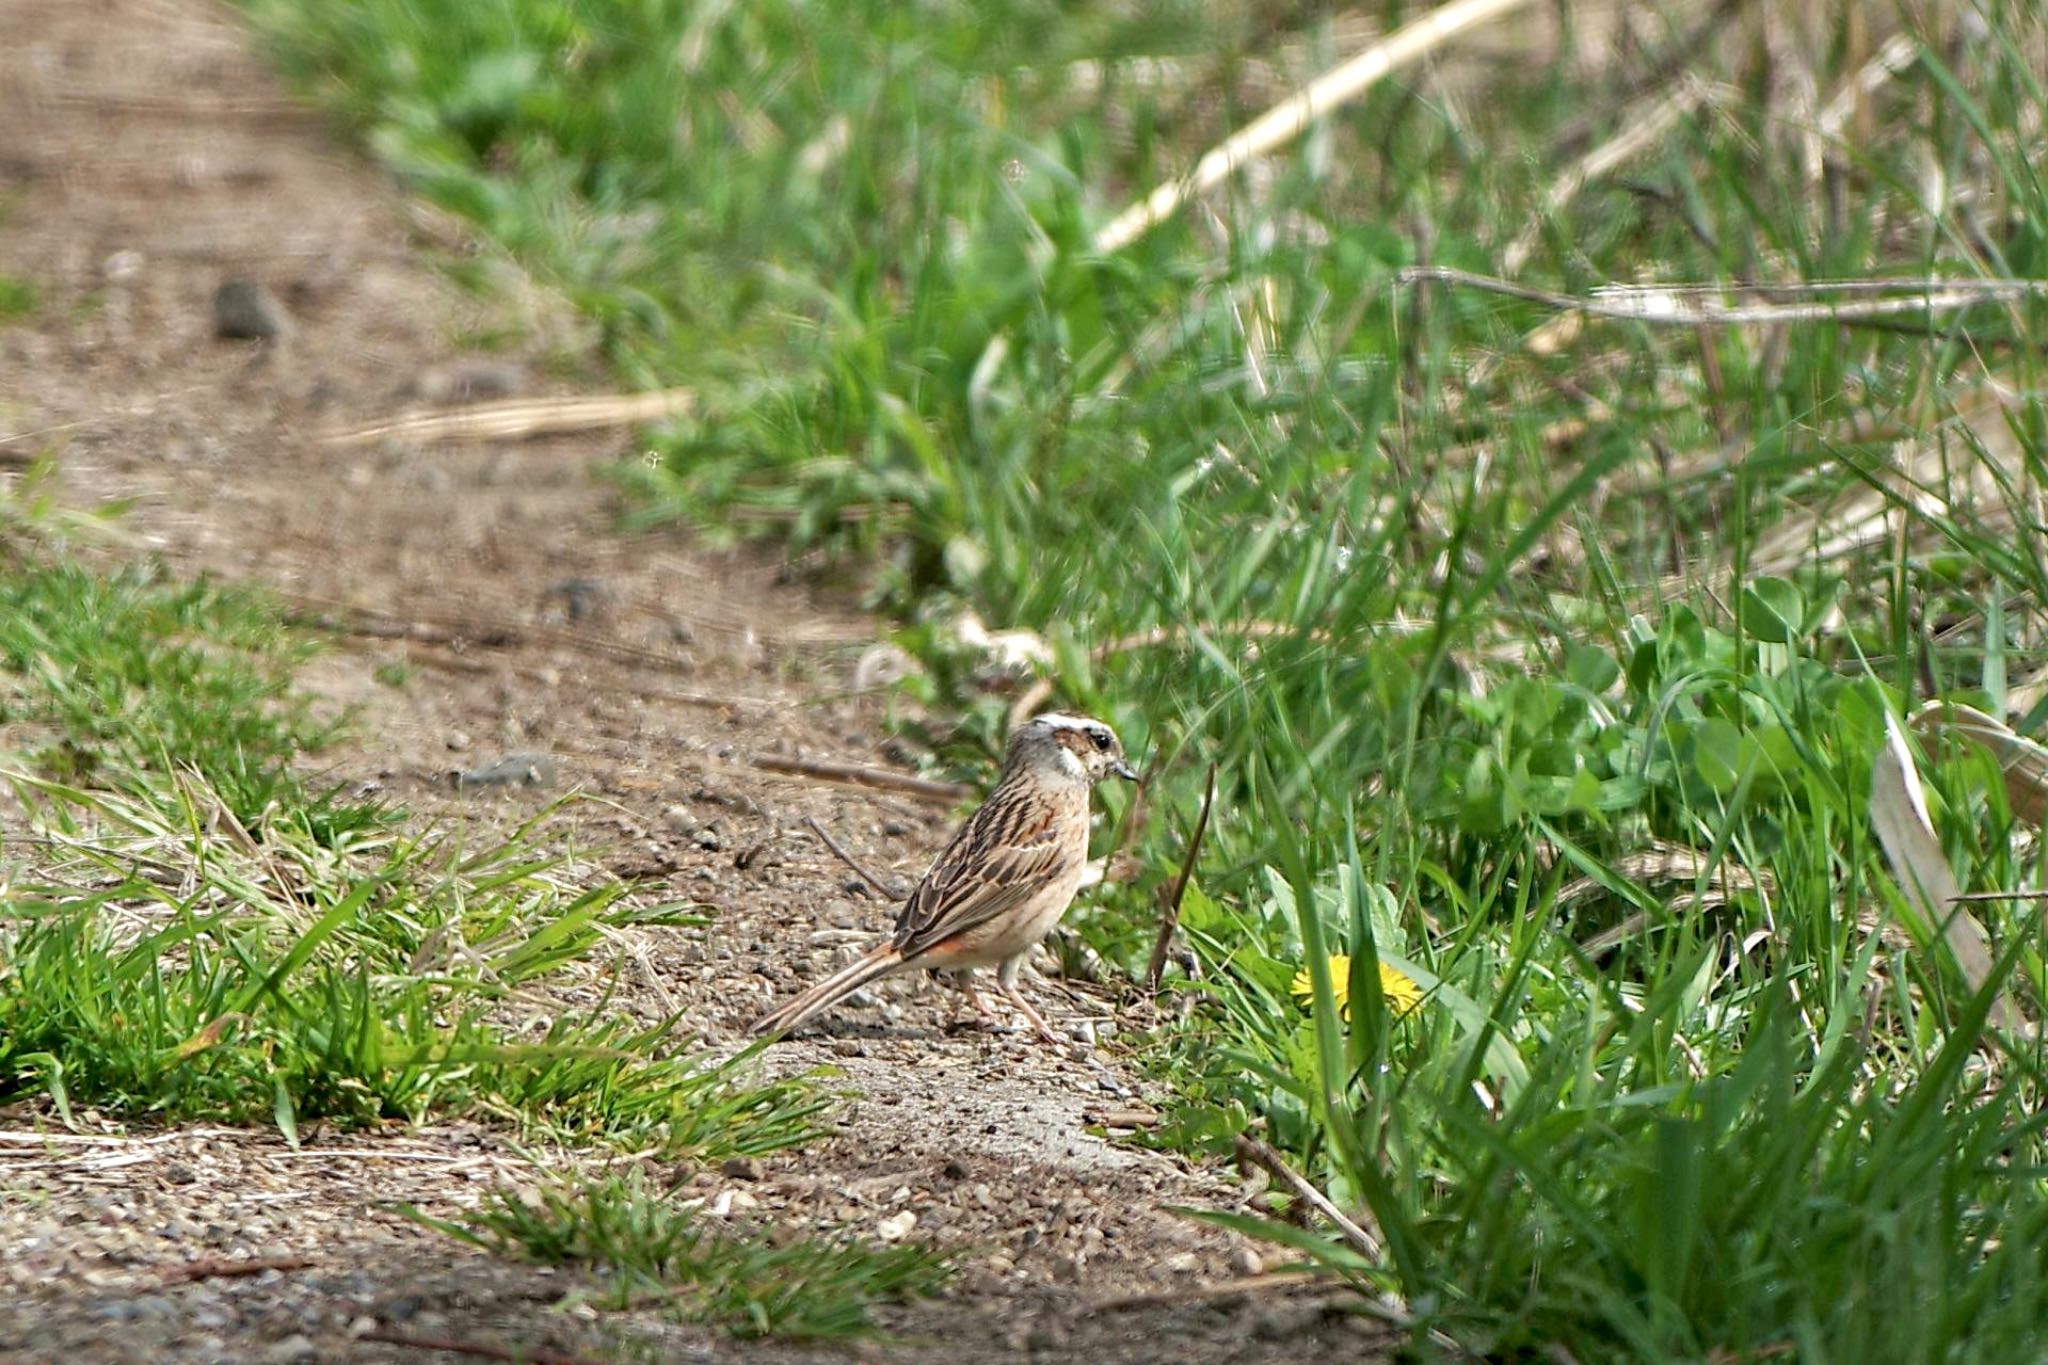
[752,945,905,1037]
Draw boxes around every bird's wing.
[893,787,1071,960]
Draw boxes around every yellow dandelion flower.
[1290,954,1423,1020]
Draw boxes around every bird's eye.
[1089,730,1111,751]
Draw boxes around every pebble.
[543,577,611,622]
[875,1210,917,1241]
[453,752,556,790]
[719,1157,761,1181]
[213,278,291,340]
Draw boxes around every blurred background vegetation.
[234,0,2048,1356]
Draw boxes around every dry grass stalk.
[1909,700,2048,829]
[1502,78,1725,275]
[1399,267,2048,326]
[1870,710,2021,1032]
[1739,383,2023,583]
[319,388,695,448]
[1147,762,1217,996]
[1817,31,1920,141]
[1093,0,1537,253]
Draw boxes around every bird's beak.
[1113,760,1139,782]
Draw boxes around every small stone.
[543,577,611,622]
[263,1334,318,1362]
[444,731,472,752]
[1231,1246,1265,1276]
[876,1210,917,1242]
[853,643,915,692]
[720,1157,761,1181]
[1165,1251,1201,1273]
[104,249,145,284]
[213,278,290,340]
[1026,1322,1068,1350]
[694,826,721,851]
[453,752,556,790]
[162,1162,197,1185]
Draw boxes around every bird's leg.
[939,968,998,1027]
[997,959,1062,1046]
[959,970,998,1024]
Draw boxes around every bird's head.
[1010,712,1138,786]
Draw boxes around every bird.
[752,712,1138,1044]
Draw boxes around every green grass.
[415,1168,949,1340]
[236,0,2048,1357]
[0,478,820,1162]
[0,275,36,321]
[0,774,819,1155]
[0,556,378,842]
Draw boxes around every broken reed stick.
[805,814,909,899]
[1233,1133,1384,1266]
[748,753,969,804]
[1398,267,2048,326]
[1147,762,1218,996]
[1094,0,1535,252]
[155,1254,315,1286]
[317,387,695,448]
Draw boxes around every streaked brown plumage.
[752,713,1137,1044]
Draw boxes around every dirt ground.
[0,2,1393,1361]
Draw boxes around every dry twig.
[155,1255,315,1286]
[748,754,968,804]
[1234,1133,1384,1264]
[1147,763,1218,995]
[804,814,909,899]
